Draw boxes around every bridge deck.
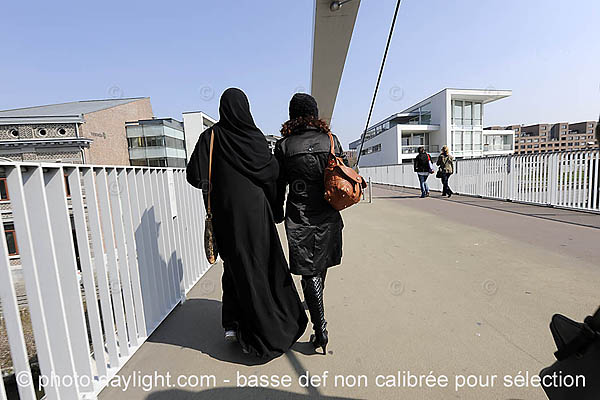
[99,185,600,399]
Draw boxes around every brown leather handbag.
[324,131,367,211]
[204,129,218,264]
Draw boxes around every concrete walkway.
[99,185,600,399]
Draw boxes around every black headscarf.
[187,88,278,203]
[213,88,276,182]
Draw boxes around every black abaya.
[186,88,307,358]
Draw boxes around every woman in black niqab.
[187,88,307,358]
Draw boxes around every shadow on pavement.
[146,298,279,366]
[373,184,600,229]
[145,387,362,400]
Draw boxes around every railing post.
[550,153,559,206]
[505,155,512,200]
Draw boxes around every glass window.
[453,131,462,151]
[453,101,462,126]
[473,131,482,150]
[0,178,8,201]
[420,103,432,124]
[4,223,18,256]
[463,131,472,150]
[128,137,146,148]
[146,137,165,147]
[412,134,425,145]
[473,103,481,126]
[463,102,472,126]
[148,158,167,167]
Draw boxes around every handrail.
[360,149,600,212]
[0,163,209,399]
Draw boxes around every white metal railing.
[361,150,600,212]
[401,145,440,154]
[0,162,210,399]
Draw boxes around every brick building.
[486,121,598,155]
[0,97,153,267]
[0,97,153,164]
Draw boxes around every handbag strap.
[207,129,214,215]
[327,131,335,155]
[328,130,341,165]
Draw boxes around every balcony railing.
[483,144,513,151]
[0,162,209,399]
[401,145,440,154]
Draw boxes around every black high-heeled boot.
[302,275,329,354]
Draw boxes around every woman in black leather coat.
[274,93,348,354]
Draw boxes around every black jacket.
[274,127,348,276]
[413,152,431,173]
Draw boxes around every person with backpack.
[436,145,454,198]
[413,146,433,198]
[273,93,349,354]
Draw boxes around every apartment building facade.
[356,88,514,167]
[126,118,187,167]
[486,121,598,154]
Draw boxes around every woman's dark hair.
[280,116,330,137]
[418,146,425,154]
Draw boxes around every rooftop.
[0,97,147,125]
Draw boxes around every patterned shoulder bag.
[204,129,218,264]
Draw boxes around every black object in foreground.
[540,307,600,399]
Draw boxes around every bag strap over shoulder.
[327,131,336,156]
[207,129,215,215]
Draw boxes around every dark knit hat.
[289,93,319,120]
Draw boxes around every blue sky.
[1,0,599,146]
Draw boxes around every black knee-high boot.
[301,274,329,354]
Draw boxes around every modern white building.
[182,111,217,162]
[356,88,514,167]
[126,118,187,167]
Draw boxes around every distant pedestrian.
[437,145,454,198]
[413,146,433,198]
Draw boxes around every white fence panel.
[361,150,600,212]
[0,163,209,399]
